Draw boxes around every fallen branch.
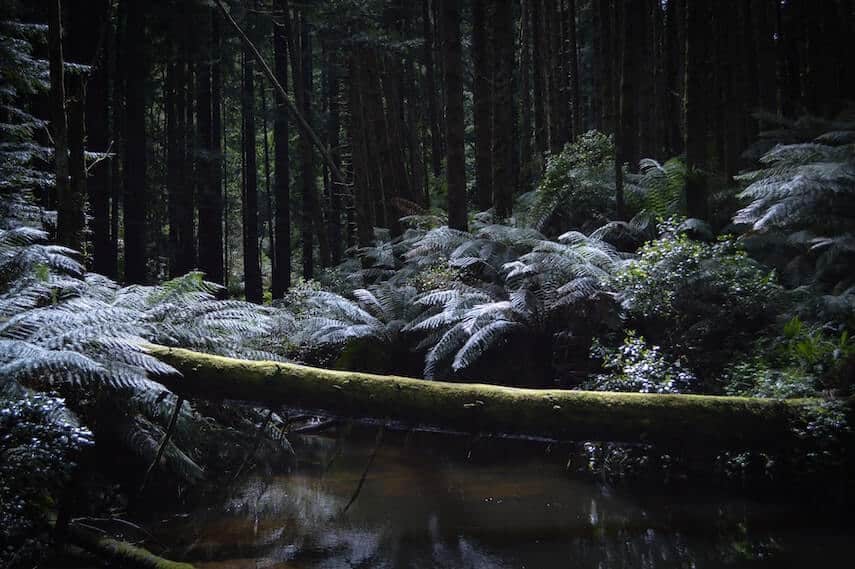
[144,344,843,449]
[68,522,194,569]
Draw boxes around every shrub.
[583,331,696,394]
[614,227,781,383]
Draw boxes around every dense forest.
[1,0,854,567]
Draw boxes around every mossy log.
[68,523,194,569]
[145,344,831,448]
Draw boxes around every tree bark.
[564,0,581,141]
[197,9,225,285]
[519,0,533,191]
[49,0,75,247]
[145,344,837,450]
[422,0,443,179]
[123,0,148,284]
[241,22,263,303]
[492,0,515,220]
[271,0,290,298]
[66,74,87,255]
[685,0,710,220]
[531,0,548,156]
[472,0,493,212]
[441,0,467,231]
[618,0,641,173]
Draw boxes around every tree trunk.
[685,0,710,220]
[271,0,290,298]
[66,74,87,255]
[296,14,317,279]
[146,344,837,450]
[197,8,224,285]
[519,0,533,191]
[123,0,147,284]
[564,0,581,141]
[618,0,641,173]
[422,0,443,179]
[472,0,493,212]
[241,31,263,303]
[325,47,343,265]
[492,0,515,220]
[441,0,467,231]
[531,0,548,157]
[49,0,74,247]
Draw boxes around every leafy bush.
[614,226,781,383]
[723,317,854,397]
[1,393,93,568]
[583,332,696,394]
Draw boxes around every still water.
[140,428,851,569]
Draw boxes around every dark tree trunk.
[197,9,224,284]
[685,0,710,220]
[531,0,548,156]
[519,0,533,191]
[241,33,263,303]
[66,74,87,254]
[347,55,375,247]
[423,0,443,179]
[123,0,147,284]
[440,0,467,231]
[545,0,564,152]
[753,0,778,116]
[298,15,322,277]
[618,0,641,173]
[472,0,493,212]
[325,47,342,265]
[271,0,290,298]
[67,0,112,274]
[598,0,615,134]
[664,0,683,155]
[564,0,581,141]
[49,0,75,247]
[492,0,515,219]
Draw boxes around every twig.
[339,426,385,516]
[140,396,184,492]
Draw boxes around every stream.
[137,428,851,569]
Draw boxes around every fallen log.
[144,344,841,449]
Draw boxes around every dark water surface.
[139,429,851,569]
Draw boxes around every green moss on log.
[144,344,831,448]
[69,523,194,569]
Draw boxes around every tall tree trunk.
[66,74,87,255]
[598,0,616,134]
[544,0,564,152]
[564,0,581,141]
[664,0,683,155]
[618,0,641,173]
[519,0,533,191]
[325,46,342,265]
[753,0,778,117]
[67,0,112,274]
[492,0,515,219]
[261,84,274,277]
[123,0,147,284]
[297,15,320,278]
[241,32,263,303]
[49,0,74,247]
[347,56,375,247]
[472,0,493,212]
[440,0,467,231]
[685,0,710,220]
[197,9,224,284]
[423,0,443,179]
[531,0,548,156]
[271,0,290,298]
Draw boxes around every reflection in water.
[140,429,850,569]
